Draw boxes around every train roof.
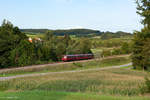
[64,54,93,57]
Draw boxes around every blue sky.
[0,0,143,32]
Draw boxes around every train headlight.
[64,56,67,59]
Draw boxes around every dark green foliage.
[44,31,55,41]
[53,29,101,36]
[0,20,27,68]
[56,42,66,60]
[54,29,101,36]
[101,50,112,57]
[136,0,150,28]
[121,42,132,54]
[40,31,93,61]
[20,29,48,34]
[132,0,150,70]
[101,42,131,57]
[9,40,36,66]
[91,38,130,48]
[73,62,83,68]
[21,29,101,36]
[101,31,132,40]
[132,27,150,70]
[0,20,93,68]
[140,77,150,94]
[112,48,122,55]
[145,77,150,93]
[76,38,92,54]
[142,38,150,71]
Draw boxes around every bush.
[112,48,122,55]
[101,50,112,57]
[145,77,150,93]
[140,77,150,94]
[73,62,83,68]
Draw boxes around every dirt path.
[0,63,132,81]
[0,54,130,73]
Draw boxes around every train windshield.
[64,56,67,59]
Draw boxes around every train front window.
[64,56,67,59]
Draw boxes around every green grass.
[0,56,143,97]
[0,56,131,77]
[120,65,133,69]
[0,91,149,100]
[26,34,44,38]
[0,67,148,96]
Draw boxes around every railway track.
[0,54,130,73]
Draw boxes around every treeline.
[0,20,92,68]
[101,42,132,57]
[21,29,132,38]
[20,29,101,36]
[101,31,132,40]
[52,29,101,36]
[92,38,130,48]
[20,29,49,34]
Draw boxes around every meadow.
[0,91,149,100]
[0,63,149,96]
[1,32,148,99]
[0,55,149,99]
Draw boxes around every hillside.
[20,29,49,34]
[101,31,132,39]
[20,29,101,36]
[21,29,132,38]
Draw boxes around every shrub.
[140,77,150,94]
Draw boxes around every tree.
[63,34,71,48]
[121,42,131,54]
[142,38,150,71]
[41,42,58,61]
[9,40,36,67]
[136,0,150,28]
[55,42,66,60]
[0,20,27,68]
[44,30,54,41]
[132,0,150,70]
[76,38,92,54]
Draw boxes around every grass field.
[0,55,149,99]
[0,65,149,96]
[0,91,149,100]
[26,34,44,38]
[0,56,131,77]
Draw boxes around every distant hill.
[52,29,101,36]
[20,29,49,34]
[20,29,132,38]
[101,31,132,39]
[20,29,102,36]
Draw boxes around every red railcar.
[62,54,94,62]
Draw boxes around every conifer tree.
[132,0,150,70]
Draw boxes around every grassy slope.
[0,56,149,99]
[0,67,148,96]
[0,56,131,77]
[0,91,149,100]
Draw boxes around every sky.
[0,0,143,32]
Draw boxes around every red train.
[62,54,94,62]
